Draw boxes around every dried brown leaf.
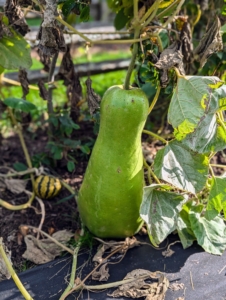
[0,238,12,281]
[194,17,223,67]
[4,0,30,36]
[38,49,51,72]
[92,263,110,281]
[180,20,193,64]
[37,24,66,57]
[154,41,185,87]
[162,248,175,257]
[4,178,28,194]
[38,80,49,101]
[109,269,169,300]
[58,46,82,122]
[93,237,141,264]
[86,77,101,115]
[169,282,184,291]
[22,230,74,264]
[18,69,29,99]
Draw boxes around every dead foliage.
[38,80,50,101]
[4,0,29,36]
[58,46,82,122]
[22,230,74,264]
[18,69,30,99]
[194,17,223,68]
[86,77,101,115]
[154,41,185,87]
[108,269,169,300]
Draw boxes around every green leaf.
[80,5,90,22]
[182,113,226,153]
[53,147,63,160]
[62,0,76,17]
[140,184,185,246]
[13,162,28,172]
[176,203,196,249]
[206,177,226,220]
[114,8,130,30]
[63,138,81,148]
[0,29,32,70]
[4,97,36,112]
[67,160,75,172]
[168,76,223,139]
[49,116,59,128]
[153,140,209,194]
[80,145,90,154]
[180,85,226,153]
[216,85,226,111]
[189,203,226,255]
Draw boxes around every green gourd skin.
[78,85,149,238]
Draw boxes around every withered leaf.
[86,77,101,115]
[169,282,184,291]
[38,48,51,72]
[58,46,75,85]
[38,80,50,101]
[18,69,29,99]
[5,178,28,194]
[58,46,82,122]
[37,23,66,57]
[4,0,30,36]
[92,263,110,282]
[154,41,185,87]
[109,269,169,300]
[162,248,175,257]
[194,17,223,68]
[93,237,141,264]
[180,20,193,64]
[22,230,74,264]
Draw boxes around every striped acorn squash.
[34,175,62,199]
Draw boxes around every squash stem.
[124,27,140,90]
[7,108,35,188]
[142,129,168,144]
[59,227,85,300]
[0,193,35,210]
[148,85,161,114]
[0,238,34,300]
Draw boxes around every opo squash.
[34,175,62,199]
[78,85,149,238]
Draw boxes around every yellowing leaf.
[174,119,196,141]
[159,0,176,8]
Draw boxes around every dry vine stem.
[0,238,34,300]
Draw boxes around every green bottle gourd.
[78,85,149,238]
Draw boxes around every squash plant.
[78,0,226,255]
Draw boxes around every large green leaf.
[189,203,226,255]
[206,177,226,220]
[168,76,223,140]
[4,97,36,112]
[140,184,185,246]
[0,29,32,70]
[153,140,209,194]
[178,84,226,153]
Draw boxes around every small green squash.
[78,85,149,238]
